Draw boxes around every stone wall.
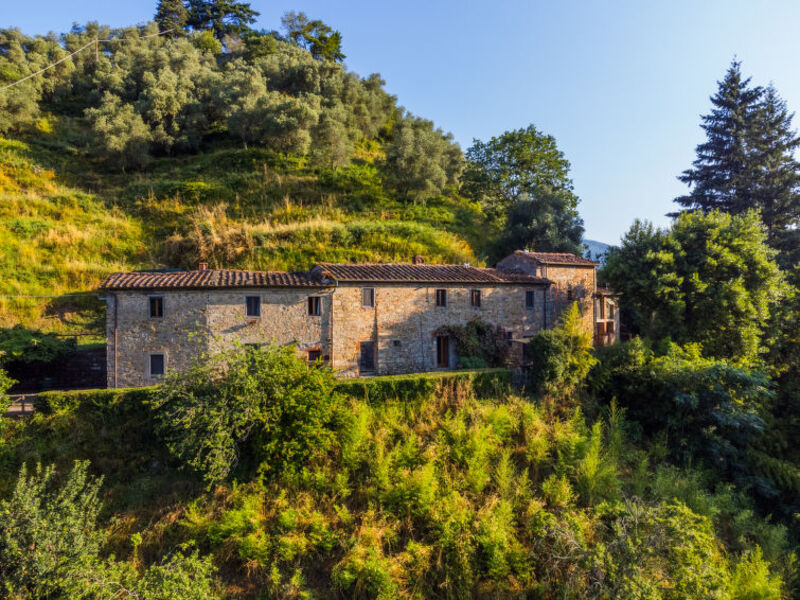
[107,287,334,388]
[331,283,549,377]
[495,255,596,333]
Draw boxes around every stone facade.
[496,252,598,332]
[331,283,551,377]
[103,253,613,388]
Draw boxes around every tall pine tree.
[674,61,800,252]
[749,85,800,255]
[674,61,763,215]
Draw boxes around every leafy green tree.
[281,11,345,62]
[0,461,103,598]
[0,367,15,429]
[85,92,152,170]
[494,188,584,257]
[603,210,784,363]
[462,124,579,221]
[186,0,259,41]
[154,0,189,35]
[242,30,278,60]
[674,61,800,253]
[0,29,74,132]
[383,113,463,203]
[151,344,343,485]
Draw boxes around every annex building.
[100,251,619,388]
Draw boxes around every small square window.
[392,340,401,347]
[308,349,322,364]
[362,287,375,308]
[308,296,321,316]
[435,289,447,307]
[245,296,261,317]
[471,289,481,307]
[149,296,164,318]
[525,290,535,309]
[149,353,165,378]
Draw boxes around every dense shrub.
[590,339,789,498]
[527,302,597,399]
[0,324,76,364]
[0,460,103,597]
[150,344,343,484]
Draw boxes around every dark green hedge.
[32,369,512,414]
[334,369,512,403]
[33,387,158,415]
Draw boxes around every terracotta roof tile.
[101,261,553,291]
[511,250,599,266]
[100,269,323,291]
[316,263,549,285]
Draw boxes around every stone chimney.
[198,262,208,271]
[412,255,425,265]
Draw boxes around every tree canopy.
[462,125,584,257]
[603,210,784,363]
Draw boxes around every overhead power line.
[0,28,174,92]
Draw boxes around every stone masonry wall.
[332,283,549,377]
[544,265,596,333]
[107,287,333,388]
[495,255,596,334]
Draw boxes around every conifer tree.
[674,61,800,248]
[674,61,763,215]
[748,85,800,243]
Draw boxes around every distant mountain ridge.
[583,239,612,263]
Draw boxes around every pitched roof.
[100,261,552,291]
[510,250,599,266]
[315,263,549,285]
[100,269,322,291]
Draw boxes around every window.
[245,296,261,317]
[149,296,164,318]
[359,341,375,372]
[149,353,165,378]
[308,296,321,316]
[525,290,535,309]
[471,289,481,307]
[567,287,573,301]
[362,287,375,307]
[392,340,401,347]
[607,302,615,319]
[435,289,447,307]
[436,335,449,368]
[308,349,322,364]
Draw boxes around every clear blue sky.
[7,1,800,243]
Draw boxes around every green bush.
[527,302,597,398]
[33,386,158,414]
[334,369,511,403]
[0,324,76,364]
[0,460,103,598]
[150,344,343,485]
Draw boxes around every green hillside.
[0,23,491,333]
[0,128,483,332]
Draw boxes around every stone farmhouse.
[100,251,619,388]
